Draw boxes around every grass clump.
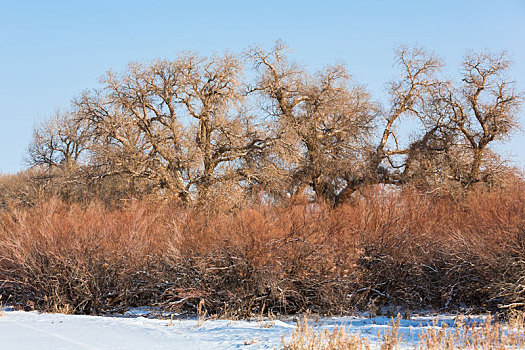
[283,312,525,349]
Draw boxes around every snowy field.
[0,309,483,349]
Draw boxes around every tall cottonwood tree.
[76,53,270,202]
[441,51,522,187]
[372,46,444,184]
[373,48,523,191]
[25,44,523,204]
[249,43,377,202]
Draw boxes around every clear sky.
[1,0,524,173]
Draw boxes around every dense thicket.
[0,182,524,315]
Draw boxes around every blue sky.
[1,0,524,173]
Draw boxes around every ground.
[0,309,483,349]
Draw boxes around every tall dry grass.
[0,181,524,316]
[282,313,525,349]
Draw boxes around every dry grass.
[283,315,372,350]
[283,313,525,349]
[0,180,524,316]
[417,313,525,349]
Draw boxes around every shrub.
[0,181,524,316]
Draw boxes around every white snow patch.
[0,310,486,349]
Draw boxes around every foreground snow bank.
[1,310,294,349]
[0,310,484,349]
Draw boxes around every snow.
[0,309,485,349]
[0,310,293,349]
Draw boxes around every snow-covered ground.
[0,309,484,349]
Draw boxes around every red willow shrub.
[0,182,524,316]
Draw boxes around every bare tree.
[372,46,443,184]
[25,44,523,203]
[441,51,523,187]
[372,48,523,193]
[27,110,91,171]
[76,53,270,203]
[249,43,377,202]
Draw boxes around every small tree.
[27,110,91,171]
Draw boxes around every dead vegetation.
[283,312,525,350]
[20,43,523,206]
[0,43,523,319]
[0,180,524,316]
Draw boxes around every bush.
[1,181,524,316]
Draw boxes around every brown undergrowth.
[0,182,524,316]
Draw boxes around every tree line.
[24,42,523,205]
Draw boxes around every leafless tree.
[75,53,271,203]
[27,110,91,171]
[440,51,523,187]
[25,44,523,204]
[249,43,377,202]
[374,48,523,192]
[372,46,444,184]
